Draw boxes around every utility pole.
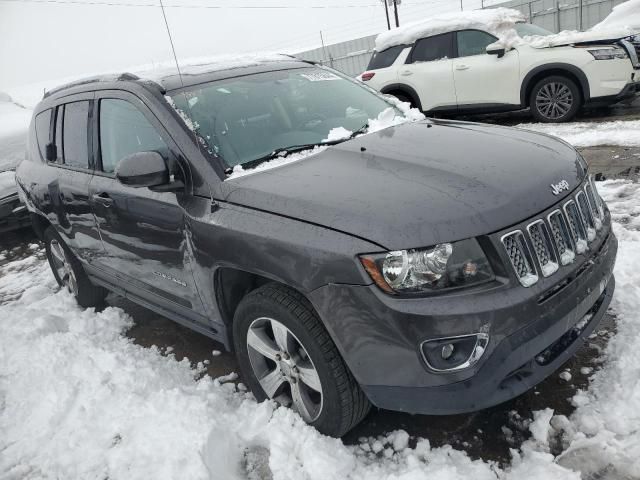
[460,0,463,11]
[578,0,583,30]
[319,31,330,67]
[392,0,400,27]
[381,0,390,30]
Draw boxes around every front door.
[399,32,458,111]
[88,92,206,319]
[453,29,521,107]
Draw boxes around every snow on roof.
[374,7,526,51]
[592,0,640,32]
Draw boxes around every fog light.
[441,343,455,360]
[420,333,489,372]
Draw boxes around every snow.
[374,8,526,52]
[323,126,352,142]
[592,0,640,32]
[0,170,16,192]
[520,272,540,287]
[227,146,329,179]
[529,408,555,446]
[559,370,573,382]
[560,250,576,265]
[522,27,634,49]
[541,261,559,277]
[516,119,640,147]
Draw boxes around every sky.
[0,0,492,92]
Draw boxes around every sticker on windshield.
[300,71,341,82]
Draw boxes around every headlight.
[360,238,494,294]
[588,47,628,60]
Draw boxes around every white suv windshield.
[515,23,553,37]
[169,67,395,168]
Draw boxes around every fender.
[380,83,423,111]
[520,63,591,106]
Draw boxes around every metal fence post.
[579,0,583,30]
[556,0,561,32]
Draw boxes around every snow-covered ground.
[516,119,640,147]
[1,180,639,479]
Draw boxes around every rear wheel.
[233,283,370,437]
[530,75,581,123]
[44,226,107,308]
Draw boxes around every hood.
[526,27,636,49]
[219,121,586,250]
[0,170,17,200]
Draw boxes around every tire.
[44,226,107,308]
[529,75,581,123]
[233,283,371,437]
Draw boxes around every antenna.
[159,0,185,88]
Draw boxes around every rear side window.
[99,99,168,174]
[62,101,90,169]
[367,45,405,70]
[457,30,498,57]
[34,109,51,161]
[409,32,455,63]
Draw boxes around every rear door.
[453,29,521,107]
[399,32,457,111]
[46,94,104,262]
[88,91,207,319]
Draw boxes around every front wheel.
[44,226,107,308]
[529,75,581,123]
[233,283,370,437]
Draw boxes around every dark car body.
[16,59,616,415]
[0,170,31,233]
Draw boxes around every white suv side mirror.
[486,45,506,58]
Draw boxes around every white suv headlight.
[588,47,628,60]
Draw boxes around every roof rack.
[43,72,141,99]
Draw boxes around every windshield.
[515,23,554,37]
[169,67,397,169]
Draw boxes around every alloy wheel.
[49,239,78,296]
[535,82,573,120]
[246,317,323,422]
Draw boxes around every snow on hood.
[592,0,640,32]
[374,8,525,51]
[523,27,635,49]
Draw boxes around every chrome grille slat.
[547,210,575,266]
[564,200,588,254]
[501,231,539,287]
[527,220,558,277]
[576,191,596,241]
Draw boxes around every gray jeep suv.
[16,58,617,437]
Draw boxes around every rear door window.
[99,99,168,174]
[409,32,455,63]
[456,30,498,57]
[367,45,405,69]
[62,101,90,169]
[34,109,51,161]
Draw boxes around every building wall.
[295,0,628,77]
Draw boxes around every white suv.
[361,15,640,122]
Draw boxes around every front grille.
[501,177,605,287]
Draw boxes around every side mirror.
[115,151,170,188]
[486,45,506,58]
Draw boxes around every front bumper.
[309,221,617,415]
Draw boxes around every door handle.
[400,70,413,76]
[92,192,113,208]
[455,64,470,71]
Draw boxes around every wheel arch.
[214,267,313,350]
[380,83,423,110]
[520,64,590,106]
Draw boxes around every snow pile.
[375,8,525,51]
[592,0,640,32]
[516,119,640,147]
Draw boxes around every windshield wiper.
[234,123,371,172]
